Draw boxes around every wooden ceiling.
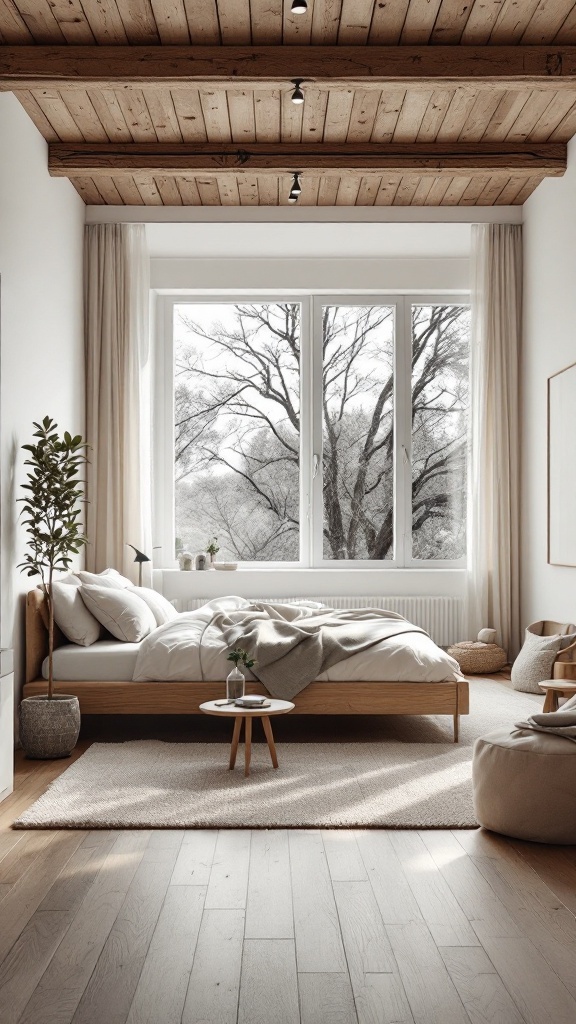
[2,0,576,46]
[3,1,576,206]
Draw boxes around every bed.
[23,589,469,741]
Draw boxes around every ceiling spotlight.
[288,172,302,203]
[291,0,307,13]
[291,79,304,105]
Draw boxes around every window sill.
[154,566,466,600]
[157,566,465,573]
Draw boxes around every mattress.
[44,640,141,682]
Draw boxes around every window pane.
[411,304,470,560]
[321,305,395,560]
[174,302,300,562]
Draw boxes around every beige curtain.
[466,223,522,658]
[84,224,152,582]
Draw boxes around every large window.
[161,295,470,567]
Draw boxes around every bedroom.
[1,3,576,1022]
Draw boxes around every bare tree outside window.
[411,304,470,560]
[173,300,469,563]
[175,303,300,561]
[321,305,394,560]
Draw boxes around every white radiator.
[173,596,462,647]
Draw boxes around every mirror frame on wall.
[548,360,576,567]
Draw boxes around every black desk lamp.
[126,544,151,587]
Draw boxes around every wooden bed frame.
[23,590,469,741]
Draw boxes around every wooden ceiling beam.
[48,142,566,178]
[3,45,576,91]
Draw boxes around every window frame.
[155,292,470,570]
[156,294,310,571]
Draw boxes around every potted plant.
[206,536,220,567]
[18,417,88,758]
[226,648,256,700]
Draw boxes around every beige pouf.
[473,728,576,844]
[447,641,507,675]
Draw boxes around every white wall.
[146,222,473,259]
[87,205,523,225]
[522,136,576,628]
[151,256,469,294]
[149,221,470,293]
[0,93,85,699]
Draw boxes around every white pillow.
[80,585,156,642]
[51,579,102,647]
[77,568,133,590]
[55,572,82,586]
[128,587,178,627]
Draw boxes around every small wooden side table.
[199,699,295,777]
[538,680,576,713]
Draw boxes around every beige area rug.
[14,678,541,830]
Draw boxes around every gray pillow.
[511,629,563,693]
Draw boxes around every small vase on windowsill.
[226,666,245,702]
[206,537,219,570]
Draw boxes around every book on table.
[234,696,271,709]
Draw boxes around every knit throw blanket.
[210,601,427,700]
[515,710,576,744]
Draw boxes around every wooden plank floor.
[1,749,576,1024]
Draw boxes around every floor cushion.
[447,641,507,674]
[473,727,576,843]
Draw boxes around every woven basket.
[447,641,507,675]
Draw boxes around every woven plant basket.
[447,641,507,675]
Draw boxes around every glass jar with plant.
[18,417,88,758]
[206,536,219,567]
[226,648,255,701]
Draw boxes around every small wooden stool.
[538,680,576,713]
